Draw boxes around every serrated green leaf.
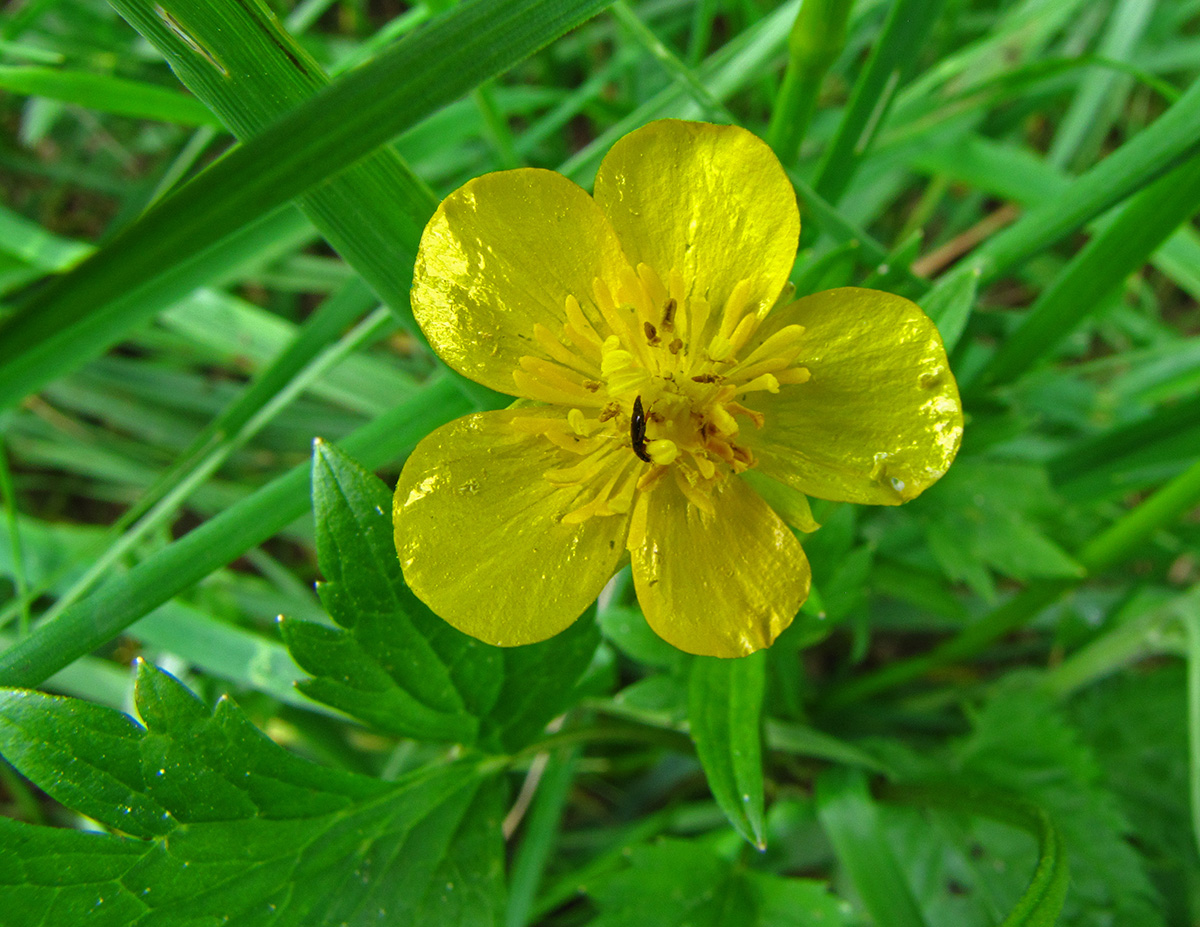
[293,440,599,752]
[688,653,767,848]
[915,460,1082,599]
[585,838,850,927]
[0,662,505,927]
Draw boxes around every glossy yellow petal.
[412,169,633,396]
[593,120,799,334]
[743,287,963,505]
[628,474,810,657]
[393,409,630,646]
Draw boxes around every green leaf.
[972,152,1200,391]
[0,65,221,126]
[815,768,929,927]
[287,440,599,752]
[688,652,767,848]
[811,0,945,205]
[585,838,850,927]
[885,687,1160,927]
[919,263,978,352]
[0,378,473,690]
[0,662,505,926]
[0,0,614,410]
[914,460,1083,600]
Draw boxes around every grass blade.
[0,0,615,409]
[0,378,473,689]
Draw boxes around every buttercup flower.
[393,119,962,658]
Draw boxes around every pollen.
[513,266,812,525]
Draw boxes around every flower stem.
[765,0,852,165]
[825,458,1200,707]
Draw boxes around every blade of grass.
[811,0,945,206]
[0,436,30,636]
[816,768,929,927]
[0,0,614,410]
[826,457,1200,706]
[29,282,386,633]
[1047,0,1156,170]
[921,71,1200,317]
[0,65,221,125]
[0,377,474,689]
[969,152,1200,391]
[1186,608,1200,859]
[0,205,317,411]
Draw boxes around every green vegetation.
[1,0,1198,924]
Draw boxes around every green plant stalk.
[826,458,1200,706]
[765,0,853,164]
[816,768,930,927]
[1049,392,1200,488]
[1041,589,1195,699]
[970,152,1200,391]
[686,0,719,65]
[1047,0,1156,171]
[811,0,944,205]
[0,378,473,689]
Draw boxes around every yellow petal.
[393,409,630,646]
[412,169,632,396]
[628,474,810,657]
[743,287,963,505]
[593,119,799,335]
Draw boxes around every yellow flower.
[393,119,962,658]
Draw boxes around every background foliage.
[0,0,1198,924]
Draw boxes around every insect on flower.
[393,119,963,657]
[630,396,651,463]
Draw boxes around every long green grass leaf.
[0,378,472,688]
[0,0,614,410]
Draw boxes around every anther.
[662,298,677,330]
[643,321,660,345]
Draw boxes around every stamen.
[738,373,780,394]
[600,336,652,395]
[776,366,812,385]
[567,408,590,435]
[736,324,806,371]
[534,323,600,377]
[717,278,753,341]
[707,333,733,362]
[636,263,668,309]
[563,295,604,357]
[516,356,606,405]
[646,438,679,465]
[545,444,620,485]
[662,298,677,331]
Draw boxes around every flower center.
[509,263,809,524]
